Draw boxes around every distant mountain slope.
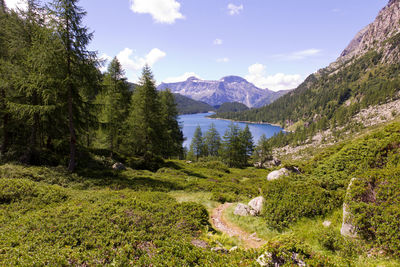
[158,76,289,108]
[214,0,400,129]
[217,102,249,113]
[173,93,214,115]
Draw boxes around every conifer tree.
[240,124,254,163]
[189,126,204,161]
[0,1,9,156]
[48,0,98,171]
[204,123,221,157]
[159,89,184,158]
[98,57,130,155]
[126,66,162,158]
[253,134,272,167]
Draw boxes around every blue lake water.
[179,113,284,148]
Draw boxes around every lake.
[179,112,284,148]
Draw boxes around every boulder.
[340,178,358,238]
[267,168,289,181]
[234,203,256,216]
[112,162,126,171]
[248,196,265,215]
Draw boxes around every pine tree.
[189,126,204,161]
[0,1,9,156]
[204,123,221,157]
[159,89,184,158]
[125,66,162,158]
[48,0,98,171]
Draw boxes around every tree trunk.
[66,17,76,172]
[68,84,76,172]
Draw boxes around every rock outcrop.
[267,168,290,181]
[341,178,358,238]
[234,196,265,217]
[335,0,400,66]
[248,196,265,215]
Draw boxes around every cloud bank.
[245,63,303,91]
[130,0,184,24]
[227,3,243,15]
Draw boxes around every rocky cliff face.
[158,76,289,108]
[336,0,400,65]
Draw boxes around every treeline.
[0,0,183,171]
[188,123,272,168]
[213,50,400,148]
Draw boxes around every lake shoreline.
[207,116,289,132]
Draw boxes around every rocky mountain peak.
[336,0,400,64]
[220,76,248,83]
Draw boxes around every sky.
[5,0,388,91]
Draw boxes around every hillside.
[173,93,215,114]
[158,76,289,108]
[214,0,400,132]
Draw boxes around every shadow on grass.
[162,161,207,179]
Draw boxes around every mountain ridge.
[158,75,290,108]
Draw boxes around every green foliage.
[253,134,272,167]
[261,122,400,230]
[189,126,205,160]
[217,102,249,113]
[214,51,400,149]
[173,93,214,115]
[203,123,221,157]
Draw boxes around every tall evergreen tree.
[0,1,9,156]
[240,125,254,163]
[159,89,184,158]
[253,134,272,167]
[125,66,162,158]
[189,126,204,161]
[98,57,130,155]
[220,123,242,167]
[48,0,98,171]
[204,123,221,157]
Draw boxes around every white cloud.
[130,0,184,24]
[117,48,166,72]
[213,38,223,45]
[217,57,230,63]
[274,49,321,61]
[99,53,113,72]
[245,63,303,91]
[227,3,243,15]
[163,72,201,83]
[4,0,27,10]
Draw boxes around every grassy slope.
[1,122,400,265]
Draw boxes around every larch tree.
[204,123,221,157]
[126,65,162,159]
[159,89,184,158]
[48,0,98,172]
[189,125,204,161]
[98,57,130,156]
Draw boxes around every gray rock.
[234,203,253,216]
[191,239,209,249]
[229,246,238,252]
[341,178,358,238]
[267,168,290,181]
[248,196,265,215]
[322,220,332,227]
[112,162,126,171]
[256,252,272,266]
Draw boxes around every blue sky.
[6,0,388,90]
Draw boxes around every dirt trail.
[211,203,266,249]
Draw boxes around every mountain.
[158,76,289,108]
[173,93,215,115]
[216,102,249,113]
[214,0,400,128]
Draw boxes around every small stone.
[229,246,238,252]
[323,220,332,227]
[234,203,253,216]
[248,196,265,215]
[211,247,228,253]
[112,162,126,171]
